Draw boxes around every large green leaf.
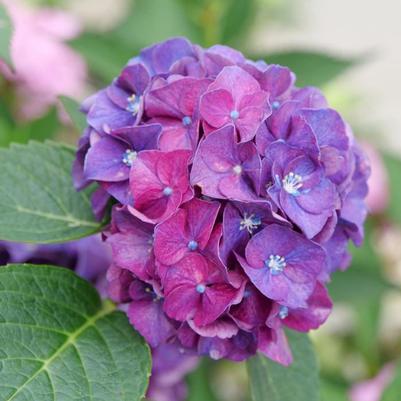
[0,141,105,243]
[60,96,87,133]
[0,4,13,67]
[253,51,357,87]
[0,264,151,401]
[247,332,319,401]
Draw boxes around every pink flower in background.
[349,363,395,401]
[0,0,87,119]
[361,141,389,214]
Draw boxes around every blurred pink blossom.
[349,363,395,401]
[0,0,87,119]
[361,141,389,214]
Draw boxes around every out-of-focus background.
[1,1,401,400]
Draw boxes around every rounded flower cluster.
[74,37,370,364]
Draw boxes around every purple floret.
[237,224,326,308]
[73,36,370,366]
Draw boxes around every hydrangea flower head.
[74,37,370,365]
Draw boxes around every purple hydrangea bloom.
[197,330,258,361]
[338,145,370,246]
[73,37,370,365]
[0,235,110,288]
[146,343,198,401]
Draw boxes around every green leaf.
[187,359,220,401]
[329,268,389,304]
[72,0,199,83]
[70,34,134,83]
[60,96,87,133]
[0,264,151,401]
[1,107,60,148]
[247,332,319,401]
[327,220,387,368]
[220,0,256,44]
[15,107,59,143]
[114,0,198,49]
[320,379,348,401]
[0,117,13,147]
[383,153,401,225]
[0,4,13,67]
[0,141,105,243]
[0,95,14,131]
[328,220,391,304]
[382,360,401,401]
[353,299,381,368]
[253,51,357,87]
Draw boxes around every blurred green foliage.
[0,5,13,67]
[187,359,221,401]
[60,96,87,132]
[383,154,401,225]
[382,361,401,401]
[70,0,356,88]
[257,51,356,87]
[320,379,348,401]
[1,0,360,150]
[0,105,59,147]
[247,332,319,401]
